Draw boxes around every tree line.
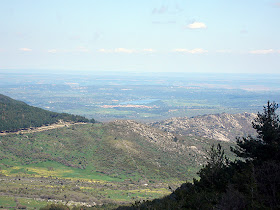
[0,94,94,132]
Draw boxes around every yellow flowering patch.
[1,166,70,178]
[129,188,170,195]
[26,167,72,177]
[66,177,106,183]
[1,165,110,184]
[0,169,9,176]
[79,186,93,190]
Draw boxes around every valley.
[0,122,236,207]
[1,0,280,207]
[0,93,247,208]
[0,95,252,208]
[0,72,279,208]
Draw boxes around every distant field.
[1,71,280,121]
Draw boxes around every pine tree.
[232,101,280,162]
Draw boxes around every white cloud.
[173,48,208,54]
[143,49,156,52]
[47,47,89,53]
[187,22,207,29]
[47,49,58,53]
[99,48,136,53]
[115,48,135,53]
[173,49,189,52]
[19,48,32,52]
[99,49,112,53]
[98,48,156,54]
[249,49,275,54]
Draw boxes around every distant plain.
[1,70,280,122]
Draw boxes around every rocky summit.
[150,113,257,142]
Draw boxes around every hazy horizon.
[1,0,280,74]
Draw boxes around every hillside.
[150,112,257,142]
[0,121,235,207]
[0,121,233,182]
[119,102,280,210]
[0,94,247,208]
[0,94,91,132]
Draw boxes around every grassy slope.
[0,123,191,181]
[0,122,235,208]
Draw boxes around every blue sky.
[0,0,280,73]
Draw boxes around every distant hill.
[0,94,90,132]
[150,113,257,142]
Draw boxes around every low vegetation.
[2,94,277,209]
[0,121,226,208]
[119,101,280,209]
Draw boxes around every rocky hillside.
[107,120,235,166]
[108,120,178,152]
[150,113,257,142]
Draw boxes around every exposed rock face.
[109,120,178,150]
[108,120,208,163]
[112,120,176,141]
[150,113,257,142]
[105,113,256,169]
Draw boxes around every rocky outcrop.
[150,113,257,142]
[112,120,176,142]
[109,120,178,149]
[107,120,208,162]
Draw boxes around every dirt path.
[0,121,88,136]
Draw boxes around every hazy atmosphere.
[1,0,280,73]
[1,1,280,209]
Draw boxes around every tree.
[232,101,280,162]
[117,101,280,209]
[196,144,230,192]
[253,101,280,144]
[40,203,70,210]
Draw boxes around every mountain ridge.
[150,112,257,142]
